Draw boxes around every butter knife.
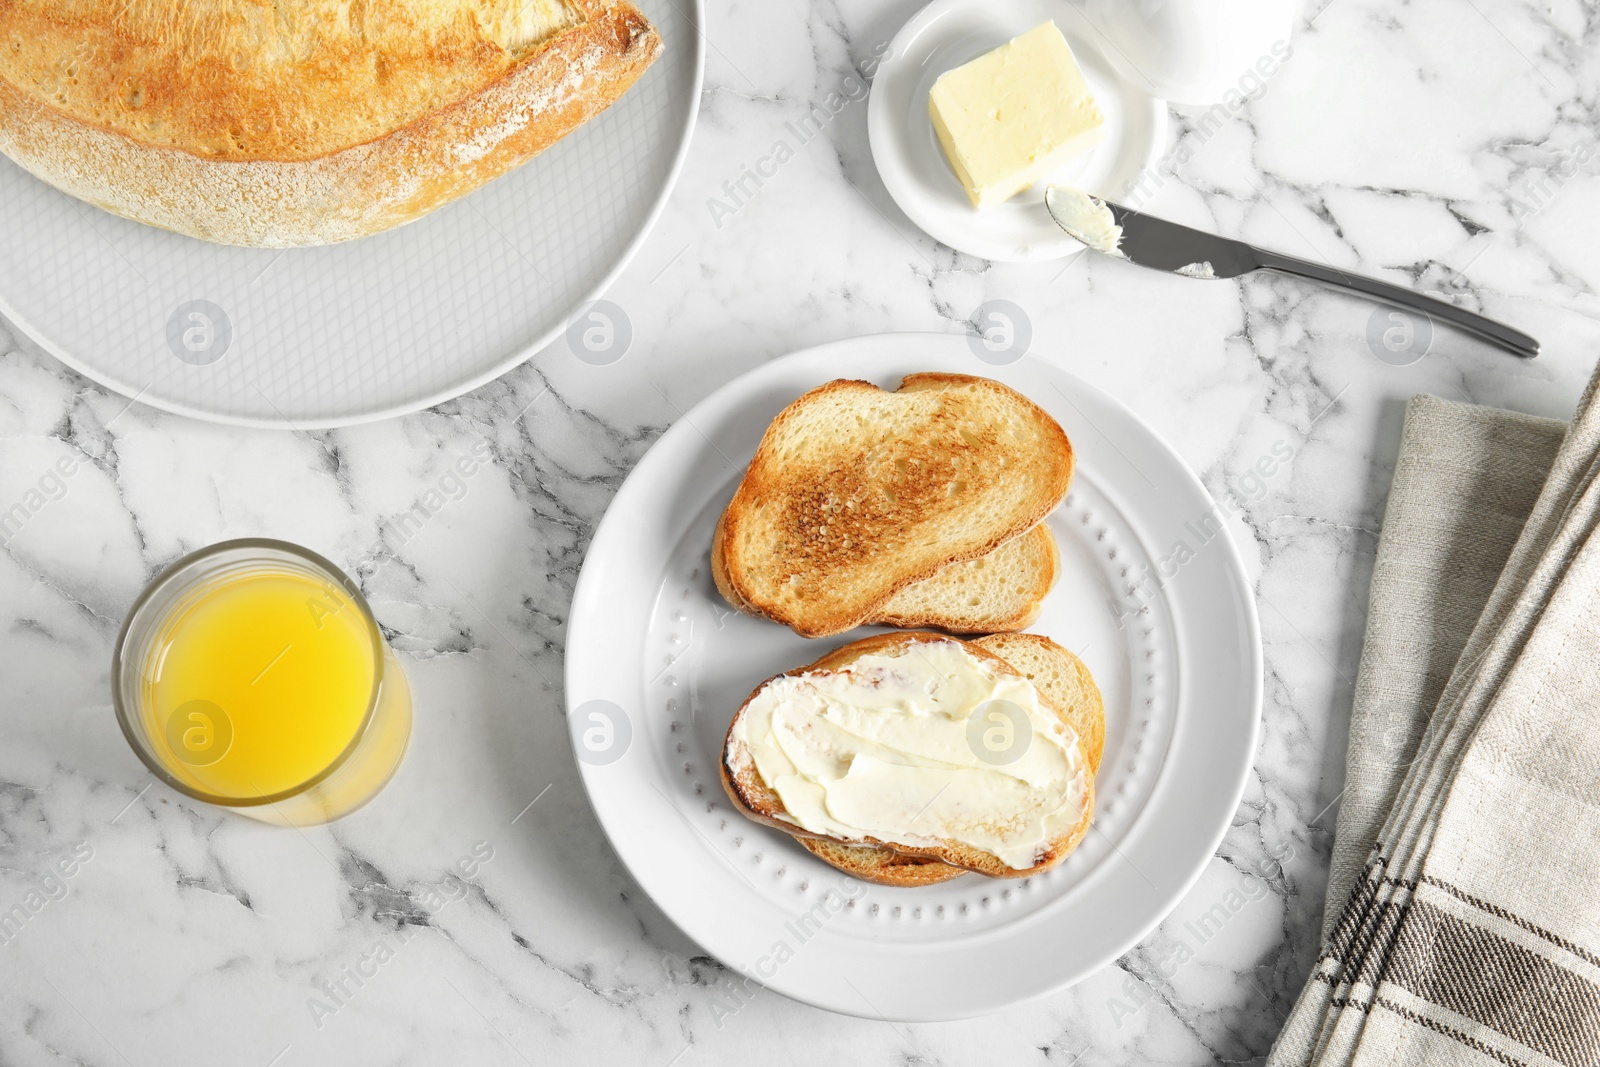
[1045,187,1539,359]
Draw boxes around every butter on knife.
[928,21,1105,209]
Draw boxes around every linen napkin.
[1269,368,1600,1067]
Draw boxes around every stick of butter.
[929,22,1105,209]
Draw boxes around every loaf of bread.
[0,0,661,246]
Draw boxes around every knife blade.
[1044,186,1538,358]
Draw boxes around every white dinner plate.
[566,333,1261,1020]
[0,0,702,428]
[869,0,1168,263]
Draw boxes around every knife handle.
[1253,249,1539,359]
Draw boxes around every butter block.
[928,22,1105,209]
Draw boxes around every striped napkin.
[1271,367,1600,1067]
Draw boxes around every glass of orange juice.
[112,539,411,826]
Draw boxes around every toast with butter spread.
[712,374,1073,638]
[795,632,1104,885]
[720,632,1097,879]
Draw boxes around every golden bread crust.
[4,0,592,160]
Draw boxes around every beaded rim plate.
[566,332,1261,1020]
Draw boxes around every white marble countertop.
[3,0,1599,1063]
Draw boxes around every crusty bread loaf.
[0,0,661,246]
[869,524,1058,633]
[795,632,1104,886]
[721,632,1097,880]
[712,374,1074,638]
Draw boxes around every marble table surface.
[3,0,1599,1062]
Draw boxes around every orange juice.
[145,570,376,799]
[114,540,411,825]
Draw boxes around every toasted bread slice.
[712,374,1073,637]
[721,632,1096,879]
[868,524,1058,633]
[795,632,1104,886]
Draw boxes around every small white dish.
[868,0,1168,263]
[566,333,1262,1020]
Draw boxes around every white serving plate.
[0,0,702,428]
[869,0,1168,263]
[566,333,1261,1020]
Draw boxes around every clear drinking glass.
[112,539,411,826]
